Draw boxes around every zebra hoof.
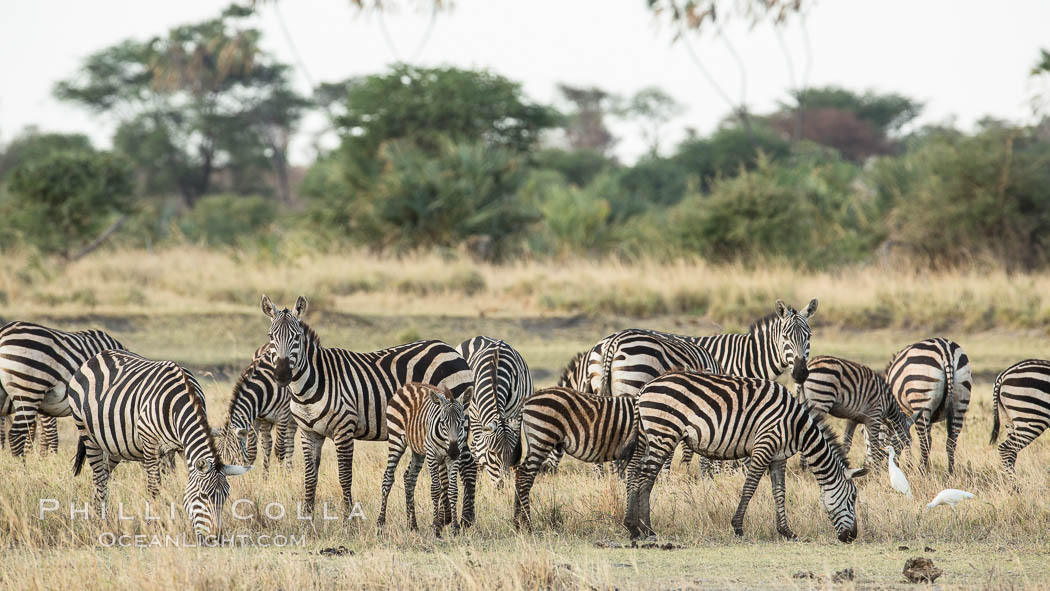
[733,526,744,537]
[778,528,798,540]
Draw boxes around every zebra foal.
[511,386,638,529]
[69,350,250,539]
[624,371,868,542]
[377,382,472,536]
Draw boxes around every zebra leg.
[841,421,858,458]
[514,446,548,531]
[6,386,48,458]
[40,416,59,454]
[334,437,356,514]
[0,415,6,449]
[301,431,325,516]
[244,428,259,468]
[257,423,273,472]
[142,440,163,499]
[83,439,112,517]
[539,446,563,474]
[731,444,773,538]
[403,452,425,531]
[916,414,932,476]
[866,417,886,468]
[768,459,795,540]
[276,409,297,469]
[458,447,478,528]
[447,458,460,533]
[946,420,961,477]
[377,437,407,530]
[428,454,451,537]
[633,441,667,539]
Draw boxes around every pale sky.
[2,0,1048,165]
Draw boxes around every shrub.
[180,194,277,246]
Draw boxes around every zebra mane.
[748,312,782,334]
[180,366,223,467]
[225,357,263,419]
[297,318,322,347]
[813,417,850,469]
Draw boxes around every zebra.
[989,359,1050,476]
[537,350,589,475]
[68,350,250,539]
[510,386,638,529]
[213,348,297,471]
[456,336,533,486]
[623,371,869,542]
[377,382,472,537]
[797,355,916,468]
[260,295,475,521]
[886,338,972,475]
[0,321,126,457]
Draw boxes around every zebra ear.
[429,389,444,406]
[803,298,818,318]
[293,296,309,318]
[775,299,788,318]
[221,464,252,476]
[459,386,474,408]
[261,295,277,319]
[194,458,212,473]
[845,467,870,480]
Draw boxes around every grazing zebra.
[456,336,533,486]
[990,359,1050,475]
[886,338,972,475]
[0,321,126,457]
[511,386,638,529]
[260,295,475,521]
[537,351,589,474]
[68,350,250,539]
[214,349,297,471]
[377,382,472,537]
[797,355,916,467]
[624,371,868,542]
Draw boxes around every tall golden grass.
[3,246,1050,333]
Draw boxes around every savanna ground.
[2,248,1050,590]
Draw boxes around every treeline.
[2,5,1050,269]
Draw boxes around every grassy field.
[2,248,1050,589]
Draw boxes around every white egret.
[885,446,912,497]
[925,489,975,513]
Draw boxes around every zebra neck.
[798,424,844,485]
[179,421,219,467]
[286,335,319,396]
[749,318,787,379]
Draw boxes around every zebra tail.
[73,436,87,476]
[989,369,1005,445]
[598,332,627,396]
[945,356,958,442]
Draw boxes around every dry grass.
[3,246,1050,333]
[2,247,1050,589]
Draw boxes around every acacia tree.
[55,5,309,206]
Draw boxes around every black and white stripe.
[624,371,868,542]
[456,336,533,485]
[797,355,916,467]
[377,382,472,536]
[214,347,297,471]
[886,338,972,475]
[69,350,250,539]
[511,386,638,529]
[0,321,125,457]
[989,359,1050,476]
[260,295,476,522]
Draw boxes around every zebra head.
[775,299,818,383]
[818,464,869,543]
[469,409,515,482]
[430,386,471,461]
[184,457,250,540]
[261,294,308,387]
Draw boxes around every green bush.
[7,151,133,257]
[180,194,277,246]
